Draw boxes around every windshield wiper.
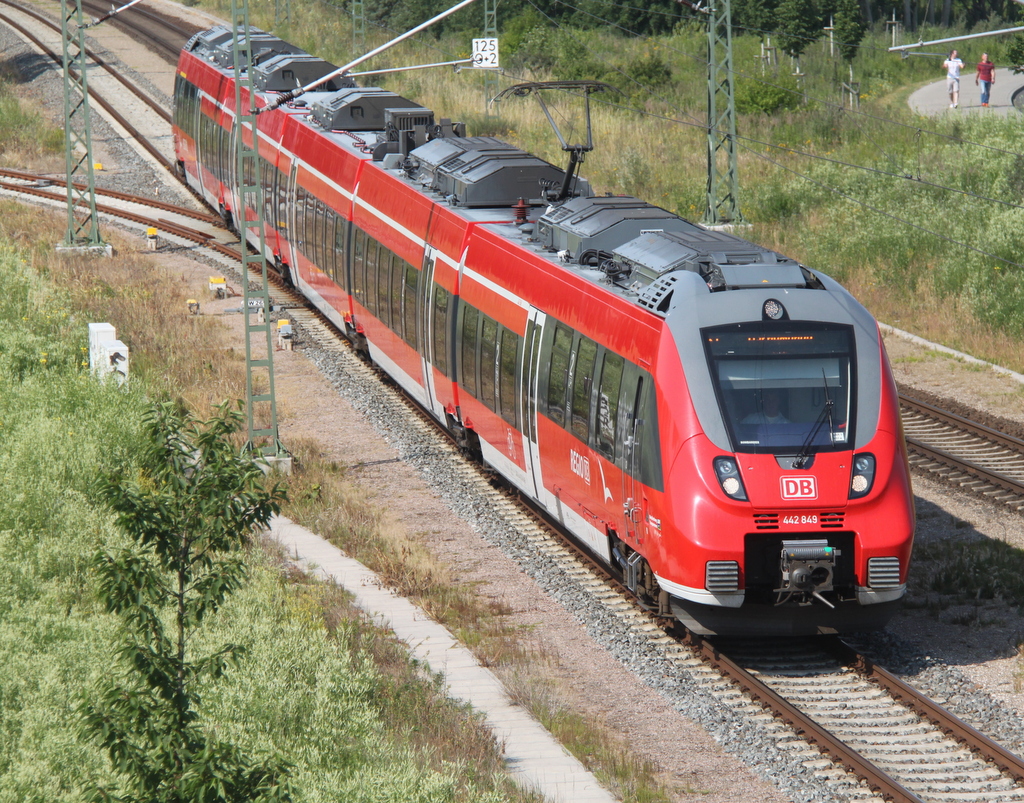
[793,371,835,469]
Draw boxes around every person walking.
[976,53,995,107]
[943,49,965,108]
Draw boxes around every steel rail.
[681,631,928,803]
[79,0,195,61]
[899,394,1024,499]
[901,394,1024,453]
[0,1,174,124]
[829,639,1024,785]
[0,168,221,224]
[906,438,1024,495]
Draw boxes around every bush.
[735,75,801,114]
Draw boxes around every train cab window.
[596,351,624,459]
[461,306,479,397]
[402,264,418,348]
[703,322,855,455]
[546,324,573,427]
[352,228,366,310]
[499,328,519,427]
[571,337,597,442]
[431,285,449,376]
[480,317,498,411]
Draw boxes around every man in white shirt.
[943,49,964,108]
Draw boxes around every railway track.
[4,8,1024,801]
[901,395,1024,511]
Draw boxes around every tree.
[775,0,821,59]
[832,0,866,64]
[1008,33,1024,73]
[79,400,292,803]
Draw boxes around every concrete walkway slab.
[269,515,619,803]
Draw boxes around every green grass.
[0,224,532,801]
[909,535,1024,613]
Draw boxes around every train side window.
[314,200,327,272]
[333,214,348,288]
[461,305,479,397]
[304,196,317,264]
[432,285,449,376]
[378,247,393,328]
[480,317,498,412]
[260,158,274,229]
[390,252,404,336]
[403,263,418,348]
[547,324,573,427]
[216,123,228,183]
[638,372,664,491]
[293,185,306,255]
[595,351,624,459]
[276,165,288,233]
[499,327,519,427]
[521,320,541,442]
[365,237,380,317]
[571,337,597,442]
[352,228,366,309]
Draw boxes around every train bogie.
[173,27,915,637]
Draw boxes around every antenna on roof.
[494,80,617,202]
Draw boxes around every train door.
[522,308,545,500]
[418,245,447,421]
[621,370,647,544]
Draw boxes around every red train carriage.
[173,27,915,636]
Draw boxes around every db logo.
[781,476,818,500]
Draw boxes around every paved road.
[908,65,1022,115]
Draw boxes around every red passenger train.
[173,27,915,636]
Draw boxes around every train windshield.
[703,322,856,454]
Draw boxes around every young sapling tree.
[79,400,293,803]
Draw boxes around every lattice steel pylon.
[704,0,744,227]
[59,0,106,252]
[482,0,498,114]
[230,1,288,466]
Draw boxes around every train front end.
[653,268,914,636]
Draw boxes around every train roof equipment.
[252,53,351,93]
[406,136,590,207]
[186,26,304,69]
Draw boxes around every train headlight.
[849,453,876,499]
[763,299,787,320]
[714,457,748,501]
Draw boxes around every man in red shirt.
[976,53,995,107]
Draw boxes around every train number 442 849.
[782,515,818,525]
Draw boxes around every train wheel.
[276,259,294,288]
[219,204,236,234]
